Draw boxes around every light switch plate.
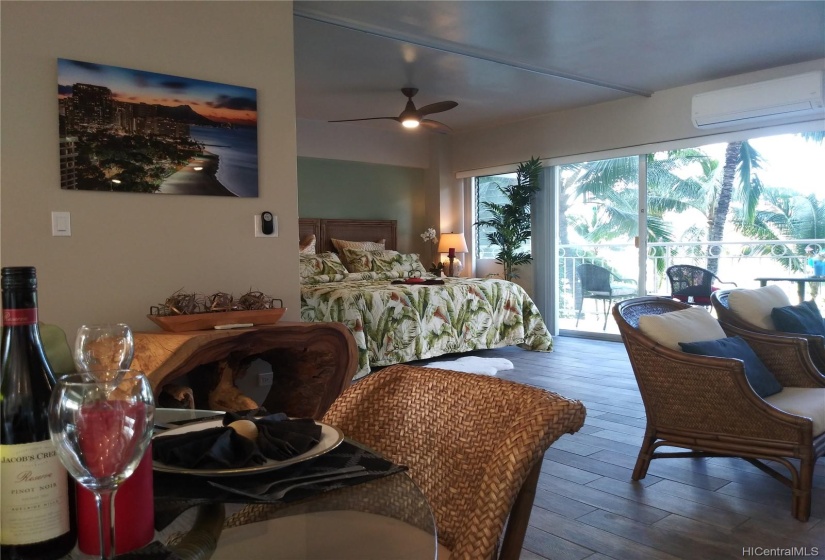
[52,211,71,236]
[254,214,278,237]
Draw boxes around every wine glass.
[74,324,134,373]
[48,369,154,559]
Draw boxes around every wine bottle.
[0,266,77,559]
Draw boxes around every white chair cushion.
[638,306,727,351]
[763,388,825,436]
[610,285,637,297]
[727,285,792,331]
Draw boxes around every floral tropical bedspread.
[300,271,553,379]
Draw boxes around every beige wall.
[297,118,429,169]
[0,1,299,336]
[297,118,452,259]
[297,157,427,253]
[449,59,825,173]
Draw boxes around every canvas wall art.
[58,58,258,197]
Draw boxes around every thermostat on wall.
[254,212,278,237]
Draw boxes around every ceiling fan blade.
[417,101,458,117]
[420,119,453,134]
[328,117,400,123]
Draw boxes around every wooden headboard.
[298,218,320,246]
[298,218,397,254]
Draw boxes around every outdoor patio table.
[755,276,825,303]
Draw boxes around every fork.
[208,465,369,500]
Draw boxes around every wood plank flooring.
[416,336,825,560]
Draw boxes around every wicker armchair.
[321,364,587,560]
[712,289,825,372]
[613,296,825,521]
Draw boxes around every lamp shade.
[437,233,469,254]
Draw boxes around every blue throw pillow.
[771,300,825,337]
[678,336,783,398]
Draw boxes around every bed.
[298,218,553,379]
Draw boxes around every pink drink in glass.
[75,401,154,555]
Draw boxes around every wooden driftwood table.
[133,322,358,419]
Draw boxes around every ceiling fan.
[329,88,458,133]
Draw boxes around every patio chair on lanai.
[575,263,638,330]
[666,264,737,308]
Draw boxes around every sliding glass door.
[470,130,824,338]
[555,131,825,336]
[557,156,642,334]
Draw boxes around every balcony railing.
[558,239,824,331]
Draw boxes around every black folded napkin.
[153,439,407,530]
[153,411,322,470]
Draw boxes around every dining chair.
[575,263,637,330]
[665,264,737,308]
[320,364,587,560]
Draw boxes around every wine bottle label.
[0,441,71,545]
[2,308,38,326]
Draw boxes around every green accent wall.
[297,157,427,252]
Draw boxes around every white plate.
[152,419,344,476]
[155,408,224,426]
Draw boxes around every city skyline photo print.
[58,58,258,197]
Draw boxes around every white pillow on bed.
[331,238,386,270]
[342,248,428,275]
[299,234,316,255]
[331,238,385,253]
[299,252,347,279]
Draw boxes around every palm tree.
[562,151,711,265]
[708,132,825,273]
[734,189,825,296]
[558,150,713,299]
[706,140,764,273]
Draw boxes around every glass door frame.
[533,156,649,340]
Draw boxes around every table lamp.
[437,232,469,277]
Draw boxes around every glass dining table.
[66,408,438,560]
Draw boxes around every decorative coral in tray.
[148,289,285,332]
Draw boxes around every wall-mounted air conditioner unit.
[692,71,824,129]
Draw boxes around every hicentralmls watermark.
[743,547,819,557]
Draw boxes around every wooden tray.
[147,308,286,332]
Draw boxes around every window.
[475,172,518,259]
[554,131,824,334]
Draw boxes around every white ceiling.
[293,1,825,134]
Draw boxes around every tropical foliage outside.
[474,131,824,331]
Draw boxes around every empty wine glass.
[48,369,154,559]
[74,324,134,373]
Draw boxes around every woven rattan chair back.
[712,289,825,372]
[322,364,586,560]
[614,294,689,329]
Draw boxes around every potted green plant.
[475,157,543,281]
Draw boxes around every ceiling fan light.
[402,118,420,128]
